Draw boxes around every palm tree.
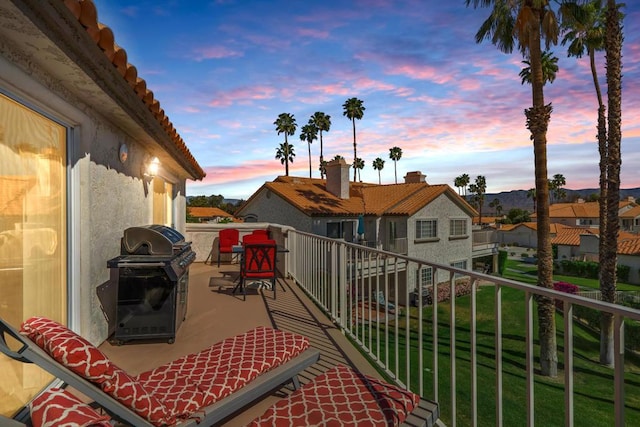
[274,113,297,176]
[373,158,385,184]
[300,122,318,179]
[468,175,487,226]
[460,173,470,196]
[310,112,331,179]
[466,0,560,377]
[353,158,365,181]
[527,188,537,212]
[319,160,328,177]
[332,155,344,161]
[597,0,623,366]
[519,50,559,85]
[342,98,365,182]
[562,0,623,364]
[275,142,295,176]
[551,173,566,203]
[389,146,402,184]
[489,198,502,216]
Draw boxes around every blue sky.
[93,0,640,199]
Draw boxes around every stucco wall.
[407,193,473,285]
[1,32,188,344]
[240,189,314,233]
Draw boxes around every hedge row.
[557,259,631,283]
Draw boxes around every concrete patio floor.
[97,261,382,426]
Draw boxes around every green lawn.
[357,281,640,426]
[503,258,640,291]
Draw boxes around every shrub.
[553,281,579,310]
[498,250,508,275]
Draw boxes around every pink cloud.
[191,45,243,61]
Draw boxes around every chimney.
[325,158,350,199]
[404,171,426,184]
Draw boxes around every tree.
[332,154,344,161]
[527,187,537,212]
[310,112,331,179]
[467,0,561,377]
[519,50,559,85]
[506,208,531,224]
[373,157,385,184]
[300,122,318,178]
[454,176,463,195]
[598,0,623,366]
[342,98,365,182]
[561,0,623,365]
[460,173,470,196]
[468,175,487,226]
[489,198,503,216]
[550,173,567,203]
[274,113,297,176]
[275,142,295,176]
[353,158,365,181]
[389,146,403,184]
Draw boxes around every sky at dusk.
[93,0,640,199]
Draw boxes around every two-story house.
[236,158,478,288]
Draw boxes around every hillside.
[478,188,640,214]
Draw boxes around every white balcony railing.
[286,229,640,427]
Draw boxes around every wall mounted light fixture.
[143,156,160,181]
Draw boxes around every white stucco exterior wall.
[1,21,190,344]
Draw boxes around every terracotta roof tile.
[64,0,204,179]
[188,207,232,218]
[252,176,475,217]
[619,238,640,255]
[550,226,597,246]
[620,205,640,218]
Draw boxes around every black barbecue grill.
[105,225,196,344]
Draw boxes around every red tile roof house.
[553,228,640,285]
[187,207,236,223]
[236,159,479,295]
[0,0,205,416]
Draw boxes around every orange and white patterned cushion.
[248,364,421,427]
[29,388,112,427]
[136,326,310,406]
[20,317,113,383]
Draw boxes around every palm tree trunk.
[525,17,557,377]
[600,0,623,366]
[352,119,357,182]
[319,131,324,179]
[394,161,397,184]
[308,142,312,178]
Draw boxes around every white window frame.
[449,218,468,238]
[416,219,437,240]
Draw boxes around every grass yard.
[357,283,640,426]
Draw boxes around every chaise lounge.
[0,316,319,426]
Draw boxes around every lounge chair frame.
[0,318,320,426]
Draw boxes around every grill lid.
[121,225,185,255]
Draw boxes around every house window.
[327,222,341,239]
[450,219,467,237]
[0,93,67,416]
[416,219,437,239]
[451,260,468,270]
[417,266,433,287]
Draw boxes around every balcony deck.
[97,261,382,426]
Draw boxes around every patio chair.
[234,240,278,301]
[377,290,396,313]
[216,228,239,267]
[248,364,440,427]
[0,316,320,427]
[249,229,270,240]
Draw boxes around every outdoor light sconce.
[143,156,160,181]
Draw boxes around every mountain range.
[476,188,640,215]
